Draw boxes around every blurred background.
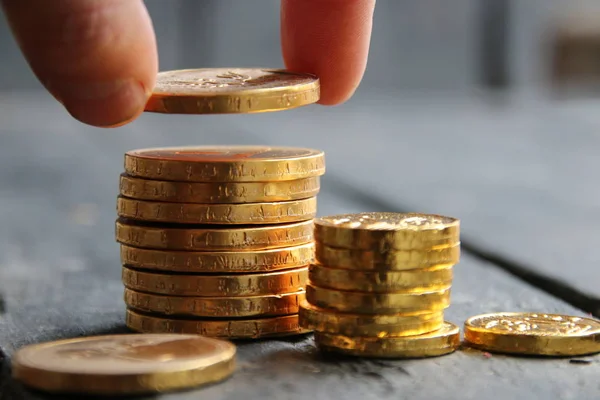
[0,0,599,94]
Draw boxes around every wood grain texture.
[0,92,598,399]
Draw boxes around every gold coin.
[464,312,600,356]
[120,243,314,273]
[299,301,443,337]
[126,309,310,339]
[314,212,459,251]
[115,219,314,251]
[124,288,304,318]
[144,68,320,114]
[12,334,235,395]
[308,263,453,293]
[122,266,307,297]
[119,174,321,203]
[314,322,460,359]
[116,196,317,225]
[124,145,325,182]
[305,283,451,314]
[315,243,460,271]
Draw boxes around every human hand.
[1,0,375,128]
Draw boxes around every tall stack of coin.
[115,68,324,339]
[299,212,461,358]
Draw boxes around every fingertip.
[281,0,375,106]
[2,0,157,127]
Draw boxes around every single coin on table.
[122,266,308,297]
[116,196,317,224]
[120,243,314,273]
[115,219,314,251]
[11,334,235,395]
[464,312,600,356]
[314,212,460,251]
[308,263,453,293]
[144,68,320,114]
[314,322,460,359]
[126,309,311,339]
[119,174,321,203]
[305,283,451,314]
[299,301,444,337]
[124,146,325,183]
[124,288,305,318]
[315,243,460,270]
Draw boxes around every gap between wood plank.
[322,175,600,318]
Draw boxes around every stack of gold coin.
[116,145,324,339]
[114,68,324,340]
[299,212,462,358]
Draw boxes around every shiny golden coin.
[12,334,235,395]
[305,283,451,314]
[117,196,317,225]
[144,68,320,114]
[308,263,453,293]
[299,301,444,337]
[124,145,325,183]
[126,309,310,339]
[314,322,460,359]
[120,243,314,273]
[315,243,460,271]
[119,174,321,203]
[314,212,459,251]
[115,219,313,251]
[124,288,304,318]
[122,266,307,297]
[464,312,600,356]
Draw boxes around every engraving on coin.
[124,288,305,318]
[115,219,314,251]
[12,334,236,394]
[299,301,444,337]
[145,68,320,114]
[314,212,459,250]
[124,146,325,182]
[117,196,317,224]
[464,312,600,356]
[120,243,314,273]
[126,309,311,339]
[119,174,320,203]
[122,266,307,297]
[314,322,460,359]
[305,283,451,314]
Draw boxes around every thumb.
[1,0,158,127]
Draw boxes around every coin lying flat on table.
[120,243,314,273]
[315,243,460,270]
[122,266,307,297]
[124,146,325,183]
[119,174,321,203]
[308,263,453,293]
[117,196,317,224]
[115,219,314,251]
[315,322,460,359]
[314,212,460,251]
[125,288,304,318]
[126,309,311,339]
[144,68,320,114]
[12,334,235,395]
[464,312,600,356]
[305,283,451,314]
[299,301,444,337]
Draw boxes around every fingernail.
[49,79,149,128]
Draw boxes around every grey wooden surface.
[0,91,599,399]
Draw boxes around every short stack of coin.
[116,145,325,339]
[299,212,462,358]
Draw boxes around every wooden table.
[0,91,598,400]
